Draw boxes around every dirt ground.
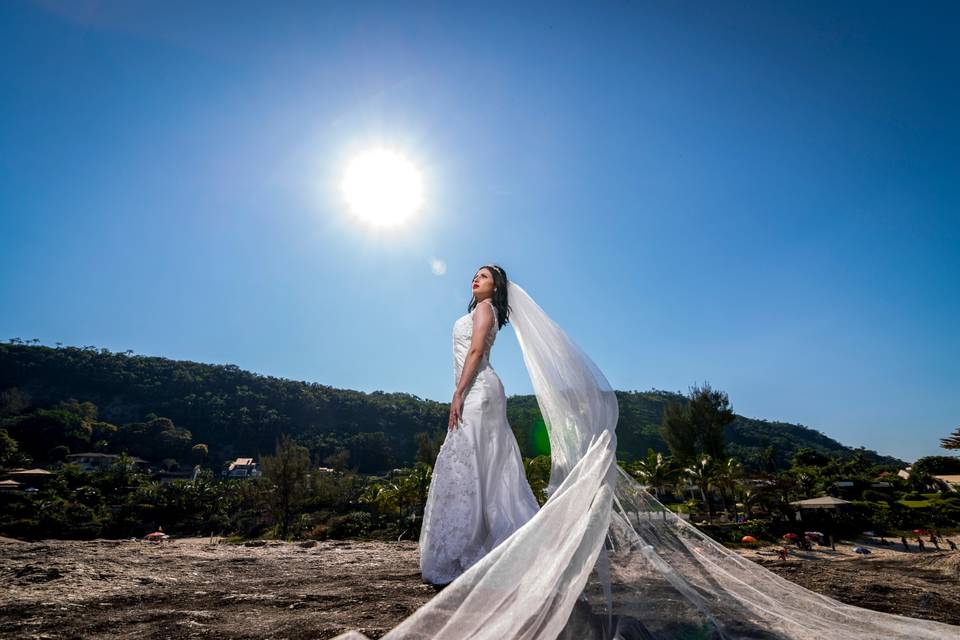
[1,536,958,639]
[739,540,960,627]
[0,537,435,640]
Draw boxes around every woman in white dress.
[418,264,541,586]
[335,272,960,639]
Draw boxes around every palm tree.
[631,449,678,500]
[684,455,714,523]
[739,485,766,521]
[791,468,820,499]
[359,480,401,515]
[759,474,797,523]
[713,457,743,519]
[941,426,960,450]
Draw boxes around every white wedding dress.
[418,299,541,585]
[334,282,958,640]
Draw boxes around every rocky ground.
[1,536,958,639]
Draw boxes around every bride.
[418,264,540,586]
[334,269,958,640]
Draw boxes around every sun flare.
[341,149,424,227]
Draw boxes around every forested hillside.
[0,343,901,472]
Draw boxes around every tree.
[660,402,697,464]
[523,455,551,504]
[0,387,31,416]
[0,429,18,467]
[660,383,735,465]
[914,455,960,475]
[191,443,209,465]
[113,416,192,462]
[684,455,715,523]
[631,448,678,498]
[757,445,778,474]
[261,434,311,539]
[414,430,445,466]
[941,426,960,450]
[791,447,831,468]
[323,448,351,471]
[687,383,734,461]
[713,457,744,516]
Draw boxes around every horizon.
[1,2,957,461]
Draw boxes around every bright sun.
[341,148,424,227]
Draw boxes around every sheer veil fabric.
[333,282,958,640]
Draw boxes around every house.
[0,479,22,493]
[64,453,151,473]
[738,478,775,490]
[6,468,53,480]
[828,480,855,498]
[223,458,262,479]
[3,468,54,490]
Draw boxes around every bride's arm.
[449,301,495,429]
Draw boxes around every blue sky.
[1,1,957,461]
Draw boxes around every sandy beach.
[1,536,958,639]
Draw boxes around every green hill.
[0,343,902,472]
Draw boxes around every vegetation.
[941,425,960,450]
[1,341,955,543]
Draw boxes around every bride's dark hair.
[468,264,510,330]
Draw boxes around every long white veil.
[334,282,957,640]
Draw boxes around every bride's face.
[472,268,495,301]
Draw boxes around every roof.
[935,475,960,484]
[232,458,255,465]
[65,453,149,463]
[0,479,22,486]
[8,468,53,476]
[66,452,117,459]
[790,496,852,509]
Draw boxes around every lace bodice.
[452,300,499,386]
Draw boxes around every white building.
[64,453,150,473]
[223,457,262,479]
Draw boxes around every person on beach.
[948,539,958,551]
[418,266,541,586]
[901,536,910,551]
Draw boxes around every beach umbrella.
[853,546,871,554]
[804,531,823,537]
[912,529,927,535]
[862,531,876,536]
[782,533,799,540]
[741,536,758,544]
[145,531,168,541]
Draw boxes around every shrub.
[325,511,374,539]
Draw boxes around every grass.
[899,499,934,508]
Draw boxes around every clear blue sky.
[1,1,957,461]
